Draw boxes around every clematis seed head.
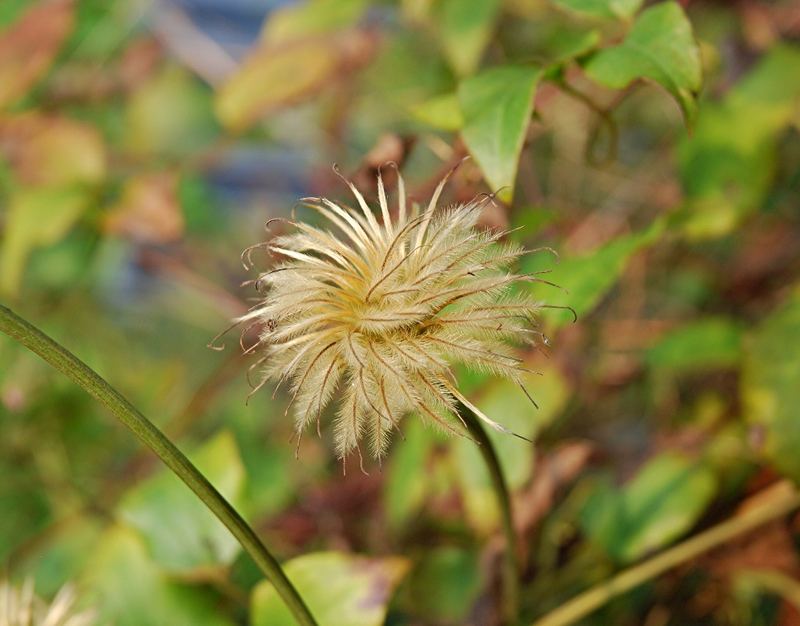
[0,579,95,626]
[235,164,557,461]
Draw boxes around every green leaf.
[522,218,665,329]
[410,92,463,131]
[676,44,800,239]
[459,65,542,203]
[384,419,443,530]
[742,292,800,483]
[0,186,90,297]
[81,525,235,626]
[118,431,246,573]
[405,547,483,622]
[585,2,701,122]
[435,0,501,76]
[454,368,568,531]
[646,318,743,373]
[551,0,643,20]
[581,453,717,563]
[251,552,409,626]
[261,0,368,44]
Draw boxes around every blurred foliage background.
[1,0,799,624]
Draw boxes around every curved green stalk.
[531,481,800,626]
[461,405,521,625]
[0,304,318,626]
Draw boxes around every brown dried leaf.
[0,0,75,109]
[0,112,106,186]
[104,173,184,243]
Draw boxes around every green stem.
[0,304,318,626]
[531,481,800,626]
[461,406,521,625]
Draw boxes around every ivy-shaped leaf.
[459,65,541,203]
[435,0,501,76]
[585,2,701,122]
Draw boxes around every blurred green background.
[1,0,799,624]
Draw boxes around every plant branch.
[460,405,521,625]
[0,304,318,626]
[531,480,800,626]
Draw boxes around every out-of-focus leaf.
[581,452,717,563]
[405,547,483,623]
[551,0,643,20]
[0,113,106,186]
[585,2,701,122]
[81,525,235,626]
[125,65,217,158]
[216,35,367,131]
[0,0,74,109]
[251,552,409,626]
[677,44,800,239]
[0,186,90,296]
[455,368,568,531]
[743,292,800,483]
[547,28,601,65]
[103,172,184,244]
[459,65,541,203]
[261,0,368,45]
[646,318,743,373]
[434,0,500,76]
[409,92,463,130]
[523,218,665,328]
[384,419,443,529]
[734,569,800,616]
[118,431,245,574]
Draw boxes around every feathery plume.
[0,579,95,626]
[236,164,558,460]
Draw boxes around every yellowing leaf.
[552,0,643,20]
[215,37,354,131]
[459,65,541,203]
[0,0,74,109]
[261,0,369,45]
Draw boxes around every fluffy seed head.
[0,580,95,626]
[237,165,554,460]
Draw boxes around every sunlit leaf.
[435,0,500,76]
[459,65,541,203]
[585,2,701,122]
[261,0,369,45]
[0,0,74,109]
[118,431,246,573]
[551,0,643,20]
[581,452,717,563]
[743,291,800,483]
[0,186,90,296]
[251,552,409,626]
[82,525,235,626]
